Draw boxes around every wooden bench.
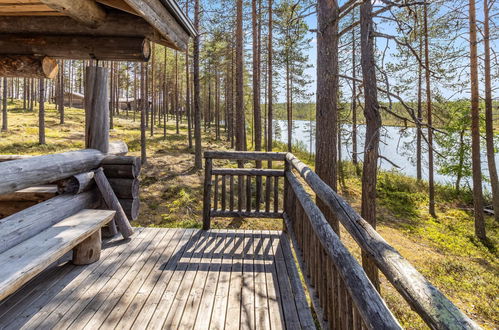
[0,209,115,301]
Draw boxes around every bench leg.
[101,219,118,238]
[72,230,102,265]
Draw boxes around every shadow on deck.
[0,228,315,329]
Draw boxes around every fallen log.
[0,191,99,254]
[108,178,139,199]
[0,149,105,196]
[94,168,134,238]
[118,198,140,221]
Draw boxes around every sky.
[289,1,498,104]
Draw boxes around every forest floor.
[0,101,498,329]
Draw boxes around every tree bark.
[186,33,193,149]
[193,0,203,169]
[140,62,147,164]
[252,0,262,153]
[59,60,65,124]
[151,43,156,136]
[360,0,381,290]
[38,78,46,145]
[316,0,339,234]
[2,77,7,132]
[235,0,245,152]
[423,1,436,218]
[483,0,499,223]
[351,13,358,173]
[469,0,486,240]
[417,31,423,182]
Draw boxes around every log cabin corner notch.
[0,0,196,78]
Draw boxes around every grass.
[1,100,498,328]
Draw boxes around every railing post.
[283,156,291,231]
[202,156,213,230]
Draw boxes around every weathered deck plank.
[0,228,313,330]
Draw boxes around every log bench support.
[72,230,101,265]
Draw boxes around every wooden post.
[93,168,134,238]
[202,156,213,230]
[85,66,109,153]
[72,230,102,265]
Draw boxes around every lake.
[274,120,499,191]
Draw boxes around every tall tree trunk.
[483,0,499,222]
[235,0,245,151]
[351,15,358,172]
[140,63,147,164]
[38,78,46,145]
[110,62,115,129]
[469,0,486,239]
[215,72,220,140]
[267,0,273,155]
[360,0,381,290]
[193,0,203,169]
[175,51,180,134]
[416,31,423,182]
[151,44,156,136]
[316,0,339,234]
[252,0,262,153]
[30,78,34,111]
[58,60,64,123]
[23,78,27,110]
[164,47,168,139]
[186,41,193,149]
[286,58,292,152]
[2,77,7,132]
[134,63,138,122]
[424,1,436,218]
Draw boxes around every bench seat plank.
[0,209,115,301]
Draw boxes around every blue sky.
[291,1,498,104]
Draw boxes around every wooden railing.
[202,150,480,330]
[202,151,287,229]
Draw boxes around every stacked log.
[101,156,141,221]
[0,186,58,218]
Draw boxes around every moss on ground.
[1,102,497,328]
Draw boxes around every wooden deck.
[0,228,315,329]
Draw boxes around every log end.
[42,56,59,79]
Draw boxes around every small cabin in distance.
[55,91,85,109]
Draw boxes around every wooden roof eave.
[121,0,191,51]
[0,0,193,51]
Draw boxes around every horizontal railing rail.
[285,153,479,330]
[285,169,400,329]
[202,150,479,329]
